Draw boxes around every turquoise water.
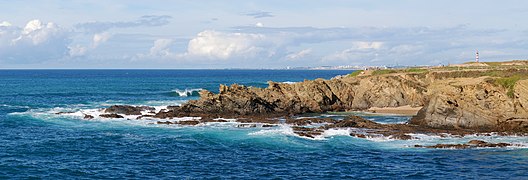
[1,70,527,179]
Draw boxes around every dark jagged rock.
[389,133,416,140]
[414,140,513,149]
[105,105,155,115]
[99,113,124,118]
[157,121,174,125]
[83,114,94,119]
[292,126,324,138]
[55,111,75,115]
[177,120,200,126]
[156,120,200,126]
[285,117,336,126]
[325,115,381,129]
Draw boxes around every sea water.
[1,70,527,179]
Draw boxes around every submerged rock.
[104,105,155,115]
[414,140,514,149]
[99,113,124,118]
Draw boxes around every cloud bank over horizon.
[1,1,527,68]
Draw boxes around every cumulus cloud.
[244,11,274,18]
[76,15,172,33]
[0,19,70,62]
[184,30,275,60]
[92,32,111,48]
[135,38,181,60]
[149,39,174,57]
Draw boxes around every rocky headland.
[91,61,528,148]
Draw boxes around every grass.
[372,69,398,75]
[371,68,428,75]
[493,75,528,98]
[406,68,428,73]
[348,70,364,77]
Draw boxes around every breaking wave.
[172,88,203,97]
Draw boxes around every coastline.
[365,105,422,116]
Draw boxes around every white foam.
[322,128,351,137]
[213,118,237,122]
[172,88,203,97]
[280,81,298,84]
[0,104,31,109]
[249,125,295,136]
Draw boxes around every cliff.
[409,77,528,132]
[181,68,528,132]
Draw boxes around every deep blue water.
[1,70,527,179]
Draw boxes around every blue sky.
[1,0,527,69]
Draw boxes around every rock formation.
[98,68,528,134]
[181,74,427,116]
[409,77,528,132]
[178,69,528,132]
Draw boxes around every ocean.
[1,70,527,179]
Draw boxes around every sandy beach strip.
[366,105,422,116]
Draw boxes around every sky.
[1,0,527,69]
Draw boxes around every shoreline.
[365,105,422,116]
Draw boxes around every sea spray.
[172,88,203,97]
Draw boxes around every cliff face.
[408,77,528,132]
[183,74,428,116]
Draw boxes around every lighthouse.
[475,50,479,63]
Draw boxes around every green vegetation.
[406,68,428,73]
[371,68,428,76]
[372,69,398,75]
[348,70,364,77]
[493,75,528,98]
[483,62,503,67]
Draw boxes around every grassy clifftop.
[348,60,528,98]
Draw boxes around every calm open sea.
[1,70,527,179]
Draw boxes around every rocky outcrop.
[414,140,515,149]
[99,113,124,118]
[409,77,528,132]
[105,105,155,115]
[182,74,427,116]
[99,69,528,133]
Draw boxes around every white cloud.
[134,38,180,60]
[322,41,386,63]
[255,22,264,27]
[150,39,174,57]
[68,44,88,57]
[92,32,111,48]
[0,19,70,62]
[286,48,312,60]
[68,32,112,57]
[353,41,383,50]
[185,30,274,60]
[0,21,12,27]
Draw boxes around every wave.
[280,81,298,84]
[0,104,31,109]
[172,88,203,97]
[9,105,528,149]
